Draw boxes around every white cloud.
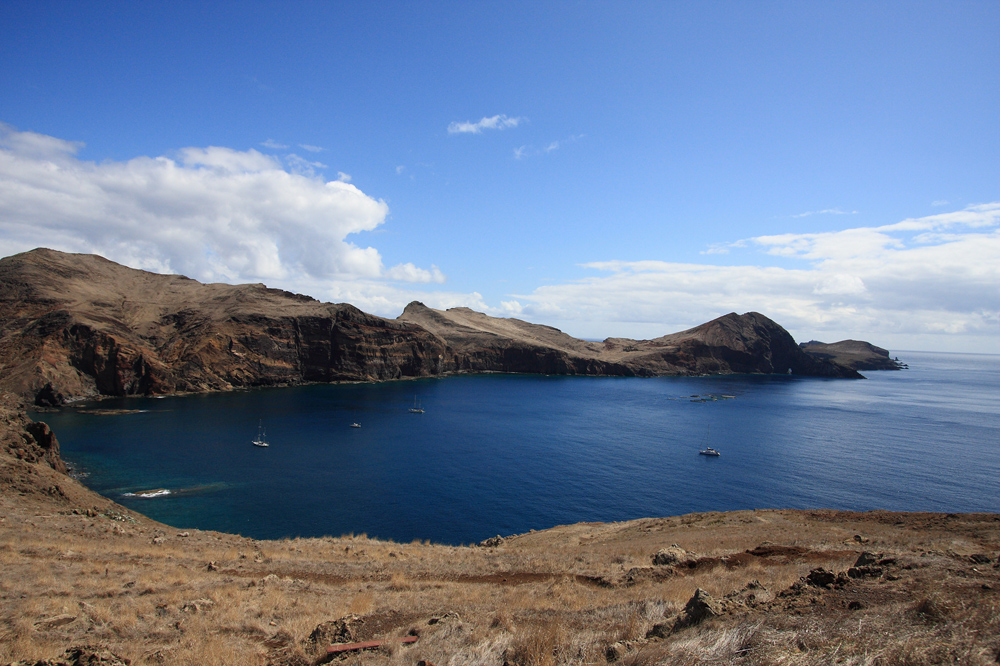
[396,165,405,175]
[385,263,446,284]
[0,124,444,294]
[511,135,580,160]
[283,153,328,177]
[261,139,288,149]
[299,144,324,153]
[0,123,83,158]
[337,171,352,182]
[507,204,1000,352]
[932,199,949,207]
[447,114,524,135]
[791,208,859,218]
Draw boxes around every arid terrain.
[2,392,998,666]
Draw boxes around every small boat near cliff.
[350,422,361,428]
[408,397,424,414]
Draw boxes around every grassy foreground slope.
[2,394,998,665]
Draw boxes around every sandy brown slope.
[3,395,997,665]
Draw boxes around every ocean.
[38,351,1000,545]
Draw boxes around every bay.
[39,351,1000,545]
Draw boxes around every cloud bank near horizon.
[0,123,445,294]
[502,203,1000,350]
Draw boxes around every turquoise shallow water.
[38,351,1000,545]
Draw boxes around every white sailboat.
[408,396,425,414]
[252,420,269,447]
[698,426,720,456]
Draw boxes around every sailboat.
[252,420,269,447]
[698,426,720,456]
[408,396,425,414]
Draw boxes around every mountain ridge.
[0,248,862,405]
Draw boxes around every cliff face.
[0,249,860,405]
[800,340,906,371]
[0,249,446,404]
[399,303,861,379]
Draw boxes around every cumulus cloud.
[385,263,446,284]
[508,204,1000,351]
[447,114,523,135]
[0,124,445,295]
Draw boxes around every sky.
[1,2,998,354]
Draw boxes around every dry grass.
[2,469,999,666]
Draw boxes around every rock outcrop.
[0,249,861,405]
[399,302,862,380]
[800,339,906,370]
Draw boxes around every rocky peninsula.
[1,248,865,407]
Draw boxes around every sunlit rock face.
[0,249,860,405]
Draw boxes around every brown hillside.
[1,249,860,406]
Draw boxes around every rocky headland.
[799,339,908,371]
[0,248,864,406]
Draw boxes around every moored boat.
[252,420,269,447]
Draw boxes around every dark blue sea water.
[38,351,999,545]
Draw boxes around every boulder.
[306,614,363,652]
[847,566,884,579]
[673,588,723,630]
[854,552,881,567]
[806,568,837,587]
[652,545,689,566]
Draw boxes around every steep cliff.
[800,340,906,370]
[0,249,446,404]
[400,303,861,379]
[0,249,860,405]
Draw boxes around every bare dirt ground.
[2,400,999,665]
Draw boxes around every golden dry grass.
[2,457,999,666]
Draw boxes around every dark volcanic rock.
[800,339,905,370]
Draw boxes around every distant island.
[0,248,895,407]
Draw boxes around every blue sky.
[1,1,998,353]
